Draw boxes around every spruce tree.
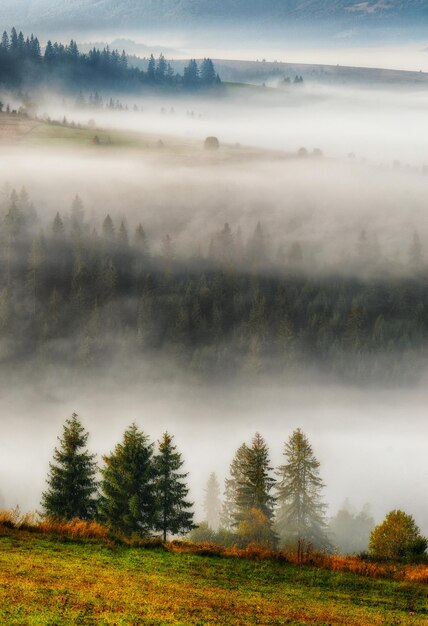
[200,58,216,86]
[41,413,98,520]
[221,443,248,530]
[276,429,330,554]
[147,54,155,81]
[203,472,222,530]
[99,424,156,536]
[234,433,276,529]
[154,432,195,541]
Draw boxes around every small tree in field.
[154,432,195,541]
[369,510,427,561]
[99,424,156,536]
[41,413,98,520]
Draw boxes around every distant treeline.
[0,28,221,91]
[0,189,428,383]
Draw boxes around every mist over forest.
[0,21,426,561]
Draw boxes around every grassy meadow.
[0,110,289,165]
[0,525,427,626]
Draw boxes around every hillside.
[0,527,427,625]
[3,0,428,32]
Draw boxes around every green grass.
[27,122,163,150]
[0,529,426,625]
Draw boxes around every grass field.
[0,527,426,625]
[0,111,290,167]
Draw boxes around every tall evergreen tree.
[147,54,156,81]
[41,413,98,520]
[154,432,195,541]
[183,59,199,88]
[329,501,374,554]
[234,433,276,528]
[155,54,167,81]
[200,58,217,86]
[276,429,330,554]
[99,424,156,536]
[203,472,222,530]
[221,443,248,530]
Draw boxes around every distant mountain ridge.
[3,0,428,31]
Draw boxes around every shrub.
[204,136,219,150]
[369,510,427,561]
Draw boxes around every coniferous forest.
[0,188,427,383]
[0,28,220,91]
[0,6,428,624]
[38,413,427,561]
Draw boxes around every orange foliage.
[37,518,109,540]
[0,509,426,583]
[0,508,108,540]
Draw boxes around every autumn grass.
[1,508,427,584]
[0,523,427,625]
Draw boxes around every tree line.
[42,414,195,541]
[38,414,428,561]
[0,189,427,383]
[0,28,220,91]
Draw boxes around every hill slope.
[3,0,428,31]
[0,527,427,625]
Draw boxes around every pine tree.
[118,220,129,247]
[155,54,167,82]
[329,501,374,554]
[1,31,10,50]
[203,472,222,530]
[235,433,276,528]
[134,224,149,258]
[276,429,330,555]
[200,58,217,86]
[221,443,248,530]
[147,54,156,82]
[52,212,64,237]
[247,221,267,267]
[99,424,156,536]
[41,413,98,520]
[183,59,199,89]
[102,214,115,241]
[154,433,195,541]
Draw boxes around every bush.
[237,508,276,548]
[188,521,215,543]
[204,136,219,150]
[369,510,427,562]
[189,522,237,547]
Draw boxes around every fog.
[0,76,427,540]
[35,82,428,163]
[0,377,427,533]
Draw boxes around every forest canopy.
[0,188,427,384]
[0,28,221,91]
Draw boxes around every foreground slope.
[0,529,427,625]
